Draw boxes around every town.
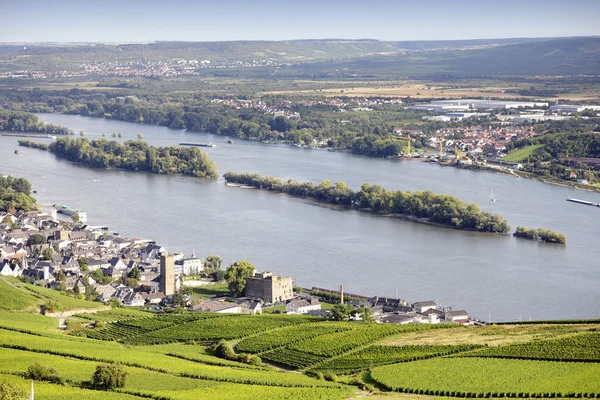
[0,58,294,80]
[0,203,472,326]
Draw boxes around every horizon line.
[1,35,598,46]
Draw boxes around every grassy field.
[502,144,545,162]
[379,323,600,347]
[184,283,231,298]
[0,277,106,313]
[0,278,40,311]
[266,82,535,99]
[371,358,600,395]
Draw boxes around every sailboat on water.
[490,189,496,202]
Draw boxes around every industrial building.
[410,99,548,112]
[245,271,294,303]
[408,104,471,112]
[549,104,600,113]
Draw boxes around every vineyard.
[74,313,314,344]
[235,322,352,353]
[371,357,600,396]
[310,344,482,374]
[462,331,600,361]
[2,287,600,399]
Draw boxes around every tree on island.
[225,260,256,297]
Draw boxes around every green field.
[502,144,544,162]
[462,331,600,361]
[311,344,481,375]
[371,358,600,395]
[0,277,106,312]
[2,279,600,398]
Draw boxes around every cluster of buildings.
[408,99,549,112]
[1,205,472,325]
[396,123,538,158]
[0,207,203,308]
[0,58,292,80]
[308,287,473,325]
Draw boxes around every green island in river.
[223,172,511,233]
[18,137,218,178]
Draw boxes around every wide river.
[1,113,599,321]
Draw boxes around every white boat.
[54,204,87,222]
[491,189,496,202]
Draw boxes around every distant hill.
[0,37,598,77]
[287,37,600,78]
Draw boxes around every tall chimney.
[340,284,344,304]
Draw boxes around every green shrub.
[0,382,25,400]
[323,372,338,383]
[214,340,235,360]
[25,362,65,384]
[91,364,127,391]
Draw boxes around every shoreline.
[27,112,600,194]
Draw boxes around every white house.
[190,300,239,313]
[0,260,21,277]
[237,299,262,314]
[444,310,469,322]
[286,297,321,314]
[412,301,437,313]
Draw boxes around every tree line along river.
[1,113,599,322]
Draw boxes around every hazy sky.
[1,0,599,43]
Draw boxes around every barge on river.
[179,142,216,148]
[566,197,600,207]
[54,204,88,221]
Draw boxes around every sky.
[1,0,599,43]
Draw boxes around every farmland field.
[462,331,600,361]
[371,357,600,395]
[502,144,545,162]
[311,344,481,374]
[380,323,600,346]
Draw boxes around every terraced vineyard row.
[371,358,600,396]
[261,348,327,369]
[235,322,353,354]
[289,323,441,358]
[124,314,315,345]
[462,331,600,362]
[311,344,482,374]
[74,313,220,341]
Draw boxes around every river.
[1,113,599,321]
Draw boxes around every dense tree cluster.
[0,89,441,157]
[514,226,567,244]
[21,137,218,178]
[224,172,510,233]
[507,132,600,160]
[18,139,49,150]
[0,174,36,213]
[505,132,600,182]
[0,109,73,135]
